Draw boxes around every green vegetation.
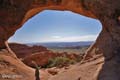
[46,57,76,68]
[49,47,89,54]
[42,47,88,68]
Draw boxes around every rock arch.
[0,0,120,80]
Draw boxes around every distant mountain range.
[26,41,94,48]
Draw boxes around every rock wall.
[9,43,48,58]
[0,0,120,80]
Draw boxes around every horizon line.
[8,41,94,44]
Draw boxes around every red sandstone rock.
[9,43,48,58]
[23,50,81,68]
[0,0,120,80]
[23,51,56,67]
[47,67,59,75]
[9,43,82,68]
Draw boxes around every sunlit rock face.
[9,43,48,58]
[0,0,120,80]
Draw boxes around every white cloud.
[55,35,97,42]
[52,36,62,39]
[40,35,98,42]
[8,35,98,43]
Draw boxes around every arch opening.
[8,10,102,68]
[0,0,120,80]
[9,10,102,43]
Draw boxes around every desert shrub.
[46,57,76,68]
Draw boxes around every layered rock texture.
[0,0,120,80]
[9,43,48,58]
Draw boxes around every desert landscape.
[9,42,86,68]
[0,0,120,80]
[0,42,103,80]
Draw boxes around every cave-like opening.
[8,10,102,68]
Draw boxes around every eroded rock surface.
[0,0,120,80]
[9,43,48,58]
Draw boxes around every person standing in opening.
[32,61,40,80]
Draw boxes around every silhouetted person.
[32,61,40,80]
[35,66,40,80]
[78,77,81,80]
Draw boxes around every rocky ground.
[0,48,104,80]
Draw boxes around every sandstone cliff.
[9,43,48,58]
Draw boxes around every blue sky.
[8,10,102,43]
